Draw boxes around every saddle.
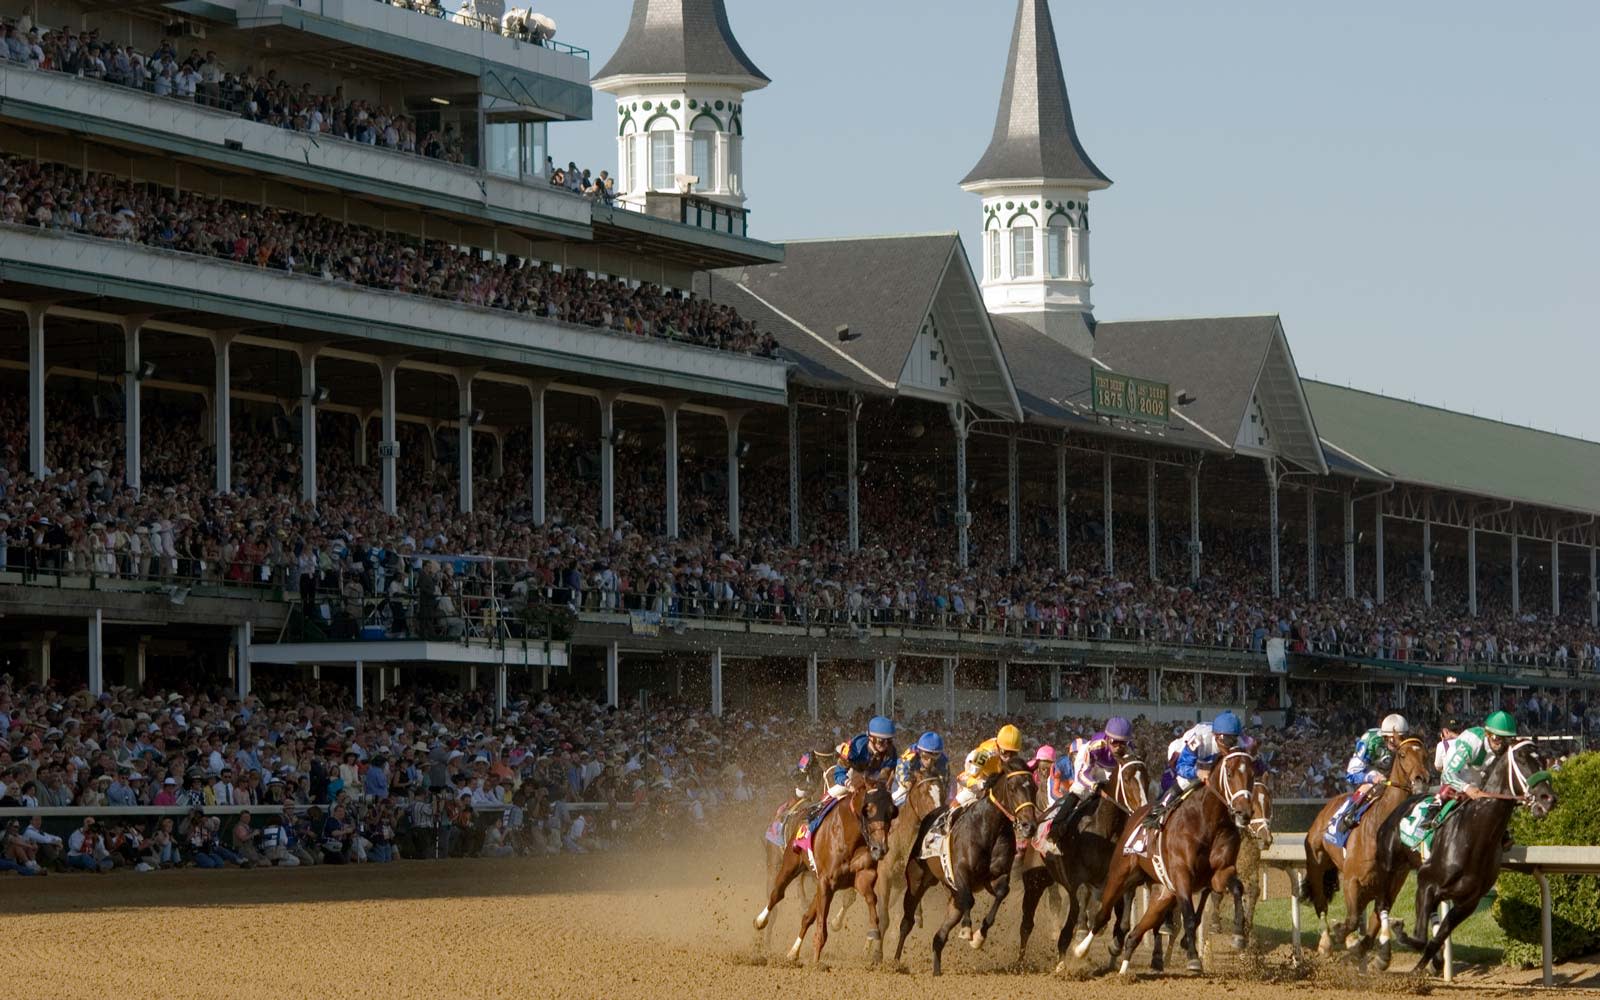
[1321,795,1376,849]
[1397,794,1463,860]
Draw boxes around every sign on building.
[1092,370,1170,424]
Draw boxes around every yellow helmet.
[996,724,1022,753]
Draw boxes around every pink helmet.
[1031,745,1057,763]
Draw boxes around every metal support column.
[234,622,252,699]
[1267,459,1280,598]
[997,658,1009,714]
[806,652,819,722]
[599,391,617,530]
[529,381,547,526]
[1511,534,1521,614]
[214,333,234,493]
[1551,539,1560,618]
[494,665,507,716]
[663,402,680,539]
[26,304,46,478]
[874,658,886,716]
[848,395,861,551]
[1468,526,1478,617]
[882,659,895,717]
[944,657,957,725]
[1306,487,1317,599]
[726,411,743,541]
[1375,495,1386,606]
[950,403,969,568]
[1423,519,1434,607]
[1590,542,1597,628]
[1343,488,1355,599]
[1147,459,1157,580]
[788,398,801,546]
[1050,665,1062,703]
[1008,433,1020,564]
[122,317,144,491]
[1102,452,1114,573]
[298,347,319,503]
[87,609,104,698]
[1190,468,1201,582]
[605,642,620,708]
[376,359,397,514]
[710,648,724,718]
[1056,444,1069,572]
[354,659,364,710]
[457,371,475,514]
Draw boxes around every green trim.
[689,109,724,131]
[642,109,680,130]
[617,111,636,135]
[1527,769,1553,787]
[1005,208,1038,227]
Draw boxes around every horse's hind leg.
[894,863,932,964]
[831,884,854,932]
[1051,880,1082,970]
[1018,868,1047,961]
[812,884,836,964]
[788,889,819,963]
[1413,892,1472,977]
[756,854,802,930]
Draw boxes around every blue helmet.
[916,731,944,754]
[868,716,895,739]
[1212,711,1242,737]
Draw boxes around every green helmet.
[1484,711,1518,738]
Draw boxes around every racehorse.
[1018,756,1149,966]
[1303,736,1429,968]
[1071,748,1256,974]
[894,768,1038,975]
[1375,738,1555,975]
[1194,767,1275,955]
[760,751,830,938]
[851,776,945,960]
[755,781,894,964]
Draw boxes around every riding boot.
[1337,791,1365,831]
[1143,783,1180,830]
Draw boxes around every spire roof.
[593,0,769,90]
[961,0,1109,189]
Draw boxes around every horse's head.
[1210,750,1256,829]
[859,782,895,860]
[1114,758,1150,815]
[1391,737,1430,795]
[995,769,1039,840]
[1502,739,1557,819]
[1248,770,1275,847]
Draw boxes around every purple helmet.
[1104,717,1133,741]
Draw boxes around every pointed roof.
[961,0,1109,189]
[592,0,769,90]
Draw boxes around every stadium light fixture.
[1175,390,1198,406]
[310,386,331,405]
[836,324,861,343]
[430,97,451,106]
[735,440,752,460]
[132,361,157,381]
[464,409,485,427]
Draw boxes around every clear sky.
[486,1,1598,440]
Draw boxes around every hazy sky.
[489,1,1598,439]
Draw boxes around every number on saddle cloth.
[1398,795,1461,854]
[1321,795,1376,848]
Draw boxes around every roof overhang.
[590,203,784,270]
[1248,320,1327,474]
[912,241,1023,420]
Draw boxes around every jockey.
[893,731,949,807]
[1027,745,1058,800]
[954,724,1024,809]
[1337,713,1409,832]
[1399,711,1518,856]
[1434,717,1464,774]
[825,715,898,798]
[1034,717,1132,854]
[1144,711,1242,829]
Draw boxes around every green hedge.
[1492,751,1600,967]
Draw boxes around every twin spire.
[593,0,769,90]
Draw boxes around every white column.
[882,658,895,717]
[378,359,398,515]
[806,652,819,722]
[663,402,680,539]
[491,433,504,479]
[87,609,104,698]
[298,347,318,504]
[1102,452,1114,574]
[1423,519,1434,607]
[355,415,370,467]
[847,395,861,551]
[1512,534,1521,614]
[1375,495,1386,606]
[789,398,802,546]
[1007,433,1020,564]
[710,648,724,717]
[726,411,743,542]
[377,664,388,703]
[1190,468,1202,582]
[1306,487,1317,599]
[1050,665,1062,702]
[1266,458,1280,598]
[944,656,957,725]
[234,622,252,699]
[1343,488,1356,599]
[130,638,147,687]
[874,658,886,716]
[354,659,364,710]
[599,391,617,530]
[214,333,234,493]
[1589,542,1597,629]
[122,317,144,492]
[605,641,620,708]
[1468,525,1478,617]
[953,407,969,568]
[997,658,1009,714]
[27,304,46,478]
[529,381,547,526]
[495,664,507,717]
[1056,444,1069,572]
[1147,459,1157,581]
[1551,539,1561,618]
[457,371,475,514]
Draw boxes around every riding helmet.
[1031,744,1057,762]
[996,724,1023,752]
[867,716,895,738]
[1380,713,1410,737]
[1105,717,1133,741]
[916,731,944,754]
[1212,711,1243,736]
[1484,711,1518,738]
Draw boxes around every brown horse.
[754,781,893,964]
[760,751,832,941]
[1195,767,1276,954]
[1019,756,1150,967]
[1072,749,1256,974]
[894,768,1039,975]
[1303,736,1429,968]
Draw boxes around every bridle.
[1247,775,1273,843]
[1382,736,1427,791]
[1478,738,1552,805]
[1210,749,1255,819]
[989,769,1040,825]
[1101,758,1148,815]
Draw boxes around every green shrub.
[1492,751,1600,967]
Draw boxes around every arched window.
[649,122,677,191]
[1046,224,1069,278]
[691,118,718,193]
[1010,226,1035,278]
[987,229,1002,281]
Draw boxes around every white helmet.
[1380,714,1409,737]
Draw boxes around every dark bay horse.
[1072,749,1256,974]
[894,768,1038,975]
[1195,767,1275,954]
[1017,756,1149,967]
[755,781,894,964]
[1303,736,1429,967]
[1375,738,1555,975]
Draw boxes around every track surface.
[3,815,1584,999]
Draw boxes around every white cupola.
[962,0,1111,357]
[592,0,768,218]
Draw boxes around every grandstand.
[1,0,1597,755]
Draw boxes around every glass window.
[484,122,518,179]
[650,131,676,190]
[1047,225,1069,278]
[987,229,1001,280]
[620,133,636,190]
[1011,226,1035,278]
[691,132,716,193]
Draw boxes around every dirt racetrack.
[5,810,1589,1000]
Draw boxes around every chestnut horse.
[754,782,894,964]
[894,768,1038,975]
[1072,749,1256,974]
[760,751,831,940]
[1303,736,1429,968]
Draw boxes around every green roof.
[1306,381,1600,516]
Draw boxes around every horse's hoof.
[753,907,770,931]
[1187,958,1204,973]
[1317,937,1333,957]
[969,929,986,950]
[1232,935,1247,952]
[957,926,971,941]
[1375,942,1392,972]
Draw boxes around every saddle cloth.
[792,796,841,852]
[1321,795,1376,849]
[1398,794,1461,858]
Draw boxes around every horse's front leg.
[932,883,975,976]
[855,866,883,966]
[1179,892,1203,972]
[812,882,836,963]
[756,851,801,930]
[1227,875,1247,951]
[974,872,1010,950]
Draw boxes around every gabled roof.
[961,0,1110,189]
[593,0,769,89]
[713,234,1022,418]
[1306,381,1600,516]
[989,315,1097,426]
